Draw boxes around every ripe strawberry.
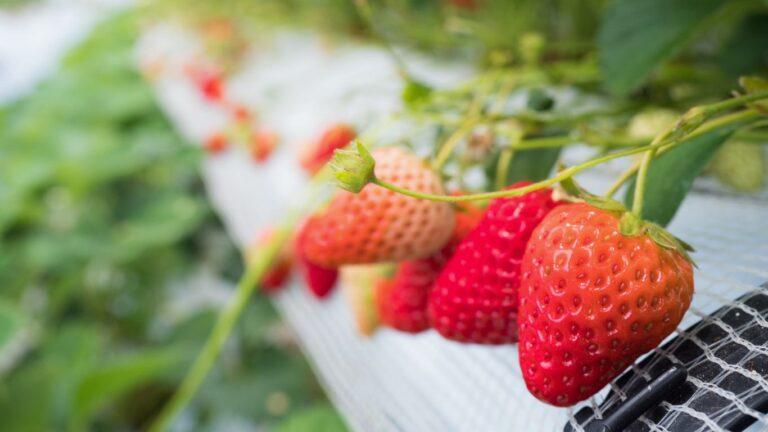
[204,132,228,154]
[518,203,694,406]
[250,129,279,162]
[376,201,482,333]
[300,124,356,174]
[247,228,293,293]
[302,147,455,267]
[428,183,560,344]
[295,217,338,299]
[189,66,225,102]
[341,264,394,336]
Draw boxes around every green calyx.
[330,140,376,193]
[558,175,696,265]
[626,214,697,267]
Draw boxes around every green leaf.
[718,15,768,77]
[506,147,562,184]
[0,299,27,352]
[624,126,736,226]
[598,0,727,95]
[276,403,348,432]
[402,79,432,109]
[70,348,183,430]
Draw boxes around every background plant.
[0,12,344,432]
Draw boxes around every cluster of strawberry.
[257,145,694,408]
[187,65,279,162]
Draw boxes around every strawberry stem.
[495,148,514,189]
[149,223,293,432]
[605,108,763,198]
[150,169,334,431]
[374,141,671,202]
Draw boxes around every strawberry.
[295,218,338,299]
[300,124,356,174]
[428,183,560,344]
[341,264,394,336]
[189,66,225,102]
[708,140,765,192]
[250,129,279,163]
[204,132,228,154]
[247,228,293,293]
[518,202,694,406]
[302,147,455,267]
[376,201,482,333]
[232,104,253,123]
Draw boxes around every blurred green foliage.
[0,12,345,432]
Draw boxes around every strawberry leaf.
[598,0,727,95]
[489,147,561,185]
[624,126,737,226]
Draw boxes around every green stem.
[431,119,477,171]
[149,167,334,431]
[605,109,762,197]
[495,148,514,190]
[148,225,292,432]
[631,148,655,216]
[374,141,668,203]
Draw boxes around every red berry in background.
[428,183,561,344]
[247,228,293,293]
[295,217,338,299]
[188,66,225,102]
[250,129,280,163]
[203,132,228,154]
[518,203,694,407]
[376,201,482,333]
[231,104,253,123]
[300,123,356,174]
[302,147,455,267]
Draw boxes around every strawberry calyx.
[330,140,375,193]
[559,175,696,265]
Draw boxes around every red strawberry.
[295,218,338,299]
[250,129,279,162]
[302,147,455,267]
[204,132,228,154]
[428,183,561,344]
[300,124,356,174]
[247,228,293,293]
[189,66,225,102]
[376,202,482,333]
[518,203,694,406]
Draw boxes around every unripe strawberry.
[708,140,765,192]
[303,147,455,267]
[518,203,694,406]
[627,108,679,140]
